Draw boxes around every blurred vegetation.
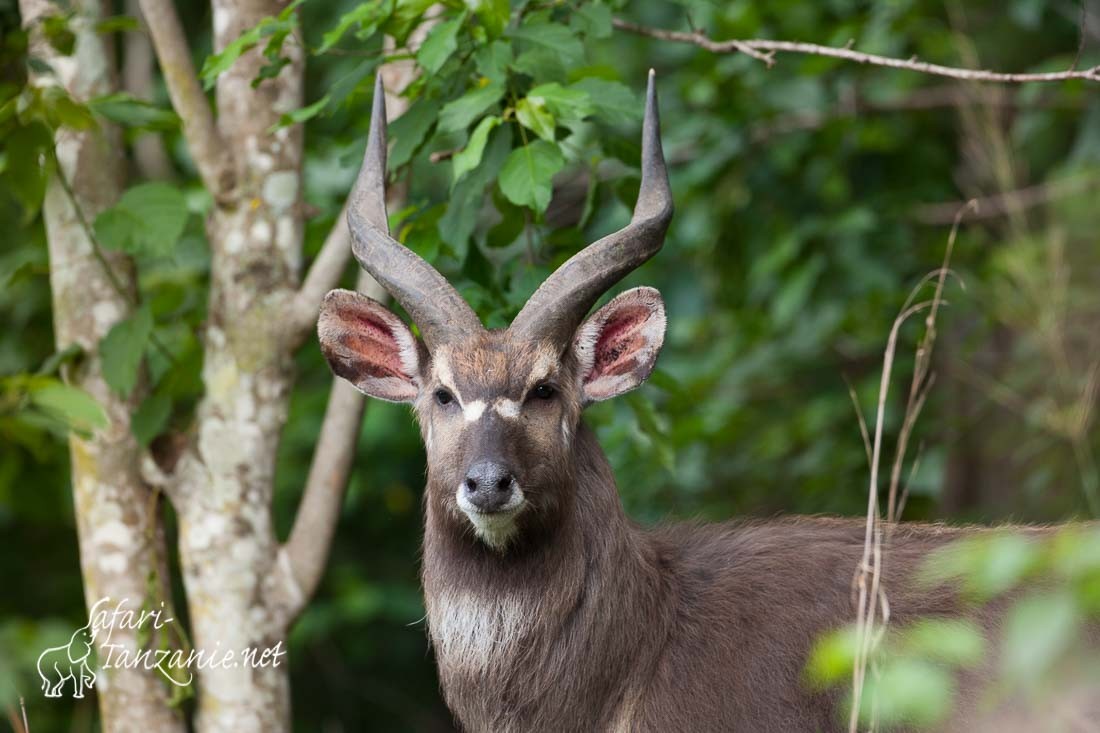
[2,0,1099,729]
[809,525,1100,729]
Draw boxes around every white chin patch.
[455,487,526,551]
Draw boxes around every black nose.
[462,461,516,512]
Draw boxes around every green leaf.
[87,93,179,130]
[29,381,108,435]
[41,13,76,56]
[515,97,556,141]
[570,3,612,38]
[38,86,95,130]
[440,124,512,257]
[131,392,171,447]
[474,40,512,83]
[861,658,954,728]
[94,183,189,258]
[37,344,84,376]
[99,306,154,398]
[384,0,437,44]
[273,94,330,130]
[805,624,859,686]
[572,78,640,124]
[319,2,385,52]
[896,619,986,667]
[401,203,445,262]
[527,82,592,122]
[198,2,304,90]
[201,22,269,89]
[0,122,53,221]
[388,97,442,170]
[94,15,141,34]
[498,139,565,214]
[771,254,824,327]
[467,0,510,37]
[1002,591,1079,684]
[438,82,505,133]
[94,208,141,254]
[510,20,584,80]
[452,115,501,186]
[416,15,464,74]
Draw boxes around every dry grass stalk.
[847,201,975,732]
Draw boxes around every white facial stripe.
[494,398,522,419]
[463,400,486,422]
[526,346,559,389]
[433,350,456,389]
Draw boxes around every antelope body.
[319,74,1095,731]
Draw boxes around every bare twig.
[849,298,934,733]
[886,202,974,520]
[288,203,353,346]
[124,0,175,180]
[749,84,1083,144]
[847,203,970,731]
[138,0,234,199]
[914,174,1094,225]
[281,272,385,620]
[846,379,873,467]
[280,24,438,620]
[429,147,459,163]
[613,18,1100,83]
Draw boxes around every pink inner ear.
[588,305,649,382]
[336,307,409,381]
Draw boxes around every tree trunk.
[167,1,305,729]
[21,0,186,731]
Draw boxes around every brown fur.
[421,415,1018,732]
[322,297,1096,731]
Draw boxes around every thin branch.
[288,203,353,347]
[281,269,386,620]
[749,84,1083,143]
[913,174,1094,225]
[124,0,175,180]
[138,0,234,199]
[613,18,1100,83]
[279,29,436,621]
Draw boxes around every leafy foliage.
[2,0,1100,729]
[810,527,1100,729]
[94,183,189,258]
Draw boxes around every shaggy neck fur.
[421,423,675,731]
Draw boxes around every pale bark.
[123,0,428,727]
[163,1,305,729]
[138,0,234,198]
[20,0,185,731]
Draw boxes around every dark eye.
[435,388,454,406]
[531,384,555,400]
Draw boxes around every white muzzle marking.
[456,485,526,550]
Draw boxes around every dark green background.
[2,0,1099,729]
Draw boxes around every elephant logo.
[37,624,96,698]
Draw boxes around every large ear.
[572,286,666,404]
[318,289,421,403]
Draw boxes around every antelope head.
[319,72,673,552]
